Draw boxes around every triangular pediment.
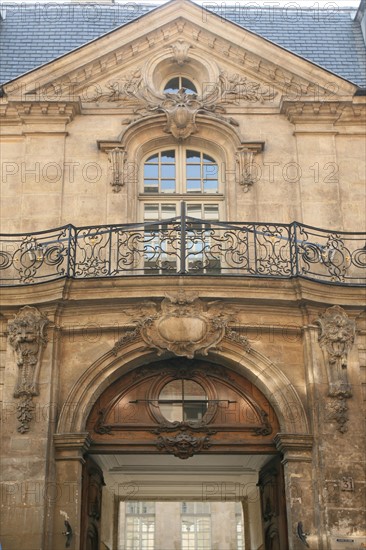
[2,0,357,106]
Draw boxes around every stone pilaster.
[274,433,317,550]
[52,433,91,550]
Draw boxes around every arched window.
[143,148,218,194]
[164,76,197,94]
[142,147,221,223]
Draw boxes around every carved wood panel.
[258,455,288,550]
[86,359,279,457]
[80,456,105,550]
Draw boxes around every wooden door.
[258,455,288,550]
[80,456,105,550]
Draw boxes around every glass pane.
[186,180,201,193]
[203,204,219,220]
[186,150,201,163]
[203,179,218,193]
[203,153,215,163]
[146,154,158,163]
[144,164,159,178]
[144,180,159,193]
[161,164,176,179]
[164,77,180,93]
[182,77,197,94]
[186,165,201,178]
[126,501,155,515]
[161,150,175,162]
[160,379,182,400]
[161,180,176,193]
[160,402,183,423]
[183,380,207,422]
[144,204,159,221]
[161,204,176,219]
[187,204,202,218]
[203,164,218,178]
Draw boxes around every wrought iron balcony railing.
[0,215,365,286]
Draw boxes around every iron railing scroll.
[1,214,365,286]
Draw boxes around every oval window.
[158,379,208,423]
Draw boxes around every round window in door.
[158,379,208,423]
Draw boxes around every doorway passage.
[117,500,245,550]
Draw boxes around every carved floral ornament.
[316,305,355,433]
[8,306,49,433]
[97,67,267,189]
[112,291,251,358]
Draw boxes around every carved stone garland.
[316,306,355,433]
[8,306,49,433]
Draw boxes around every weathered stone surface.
[0,1,365,549]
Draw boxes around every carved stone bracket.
[107,147,126,192]
[169,39,192,65]
[236,143,264,191]
[97,143,129,192]
[8,306,49,433]
[156,431,212,459]
[316,305,355,399]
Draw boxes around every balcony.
[0,216,365,286]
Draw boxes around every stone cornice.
[54,432,91,461]
[0,100,81,125]
[0,276,364,309]
[274,433,313,463]
[281,100,352,124]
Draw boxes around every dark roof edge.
[355,0,366,20]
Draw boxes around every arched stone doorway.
[53,341,313,550]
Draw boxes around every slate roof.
[0,2,365,88]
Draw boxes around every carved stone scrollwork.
[8,306,49,433]
[111,293,252,359]
[254,410,273,436]
[139,292,230,358]
[236,143,264,192]
[156,431,212,459]
[317,305,355,433]
[112,327,141,356]
[107,147,125,192]
[218,70,278,104]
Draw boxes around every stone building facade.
[0,1,365,549]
